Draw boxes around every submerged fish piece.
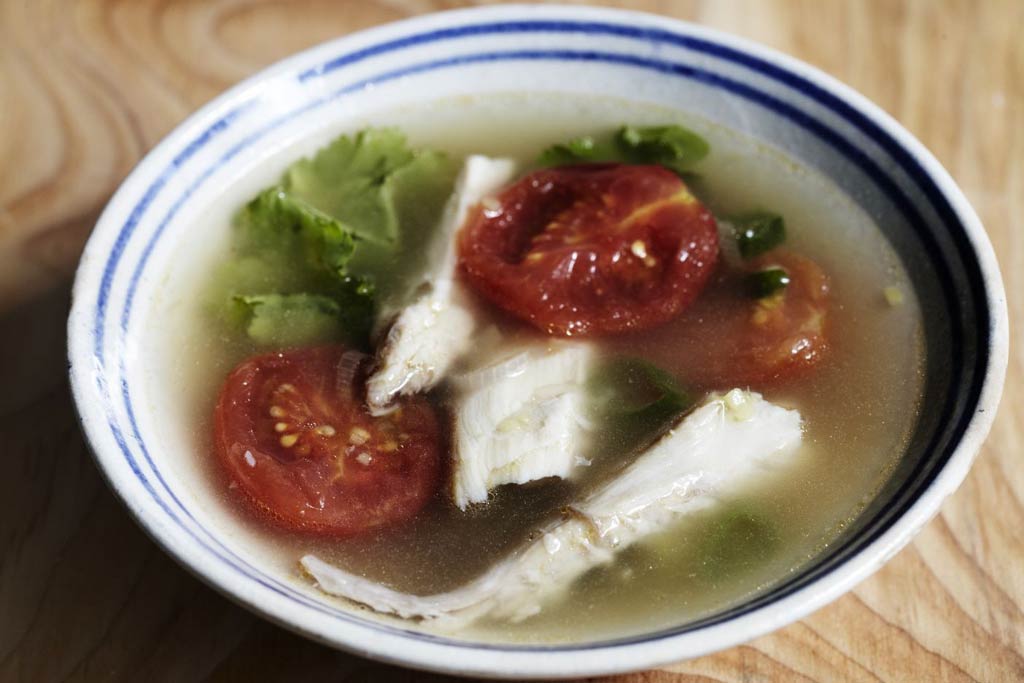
[451,343,595,509]
[366,155,518,414]
[301,389,802,628]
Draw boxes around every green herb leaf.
[538,135,616,166]
[745,266,791,299]
[731,212,786,259]
[587,357,694,453]
[616,124,710,171]
[697,505,779,578]
[232,293,346,348]
[537,124,709,175]
[232,186,375,346]
[352,149,459,305]
[239,187,359,281]
[219,128,457,349]
[281,128,416,246]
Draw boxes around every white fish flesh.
[301,389,802,627]
[366,155,517,414]
[450,343,595,509]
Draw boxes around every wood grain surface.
[1,1,1021,681]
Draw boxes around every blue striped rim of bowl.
[82,15,990,653]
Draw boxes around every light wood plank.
[1,1,1020,680]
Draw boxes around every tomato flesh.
[213,346,442,536]
[458,164,719,337]
[616,250,831,387]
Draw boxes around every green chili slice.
[732,212,786,259]
[745,267,791,299]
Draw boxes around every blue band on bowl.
[89,19,989,651]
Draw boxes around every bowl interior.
[69,5,997,677]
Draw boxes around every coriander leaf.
[282,128,415,245]
[697,505,779,578]
[232,186,375,345]
[537,124,709,175]
[616,125,709,171]
[232,293,345,347]
[211,253,311,299]
[219,128,456,349]
[348,149,459,305]
[587,357,694,455]
[239,187,358,282]
[538,135,617,166]
[731,212,786,259]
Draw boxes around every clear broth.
[150,93,924,644]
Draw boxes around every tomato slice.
[457,164,719,337]
[618,250,831,387]
[213,346,442,536]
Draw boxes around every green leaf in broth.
[281,127,414,246]
[230,187,375,346]
[218,127,457,349]
[616,124,710,172]
[696,505,780,579]
[232,293,345,348]
[537,124,710,176]
[587,357,695,453]
[352,148,459,306]
[538,135,618,166]
[238,187,360,282]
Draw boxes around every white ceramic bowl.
[68,4,1008,678]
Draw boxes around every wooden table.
[2,1,1021,680]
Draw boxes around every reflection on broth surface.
[150,92,924,644]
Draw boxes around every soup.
[151,93,924,644]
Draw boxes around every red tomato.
[458,164,719,337]
[617,250,831,387]
[213,346,442,536]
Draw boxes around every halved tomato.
[457,164,719,337]
[614,250,831,387]
[213,346,442,536]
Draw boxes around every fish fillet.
[366,155,517,414]
[450,343,595,509]
[301,389,802,627]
